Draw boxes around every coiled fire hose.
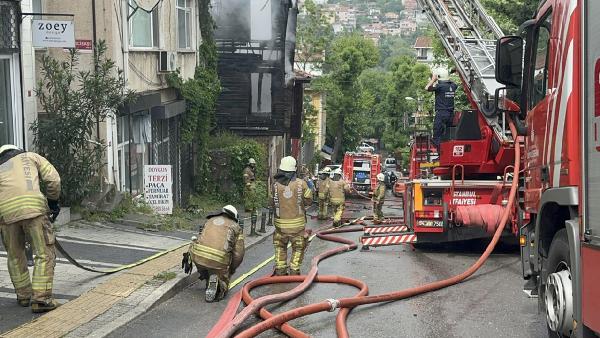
[212,119,521,338]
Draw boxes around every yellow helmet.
[0,144,19,155]
[279,156,297,172]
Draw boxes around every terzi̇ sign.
[32,20,75,48]
[144,165,173,215]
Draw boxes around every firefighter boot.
[273,268,288,276]
[31,299,60,313]
[205,274,219,303]
[289,269,301,276]
[17,298,30,307]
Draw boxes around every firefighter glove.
[47,199,60,221]
[182,252,193,274]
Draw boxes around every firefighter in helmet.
[0,144,61,312]
[185,205,244,302]
[243,158,259,230]
[328,168,351,227]
[425,67,458,152]
[372,173,386,224]
[271,156,313,275]
[316,167,332,220]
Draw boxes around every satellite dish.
[134,0,160,12]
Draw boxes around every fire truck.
[361,0,599,335]
[342,151,381,194]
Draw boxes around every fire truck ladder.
[416,0,511,142]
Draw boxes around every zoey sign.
[144,165,173,215]
[32,20,75,48]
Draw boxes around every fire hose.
[211,119,520,337]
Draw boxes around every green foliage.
[32,41,135,206]
[480,0,538,34]
[167,0,221,195]
[317,33,379,162]
[378,35,415,69]
[206,132,268,206]
[297,0,334,71]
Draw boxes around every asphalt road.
[111,195,548,338]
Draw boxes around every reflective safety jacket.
[372,182,386,203]
[328,179,350,204]
[271,178,312,234]
[0,151,61,225]
[243,166,255,187]
[191,215,244,270]
[317,177,330,200]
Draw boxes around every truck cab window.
[529,12,552,108]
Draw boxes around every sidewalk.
[0,214,274,338]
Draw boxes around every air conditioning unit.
[158,51,177,72]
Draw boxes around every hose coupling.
[326,298,340,312]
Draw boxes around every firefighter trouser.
[318,198,328,219]
[331,202,345,226]
[0,215,56,302]
[373,202,384,221]
[432,109,453,148]
[273,229,306,272]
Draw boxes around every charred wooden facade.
[211,0,302,137]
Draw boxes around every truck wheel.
[544,229,574,337]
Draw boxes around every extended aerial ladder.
[359,0,516,250]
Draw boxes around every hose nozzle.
[326,298,340,312]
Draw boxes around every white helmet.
[434,67,450,81]
[248,158,256,165]
[333,168,343,176]
[0,144,19,155]
[377,173,385,181]
[279,156,297,172]
[322,167,332,173]
[222,205,238,221]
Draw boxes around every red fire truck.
[342,151,381,194]
[365,0,599,335]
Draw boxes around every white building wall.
[20,0,36,149]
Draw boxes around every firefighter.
[425,67,458,152]
[0,145,61,313]
[372,173,386,224]
[271,156,313,275]
[328,168,351,227]
[187,205,244,302]
[317,167,332,220]
[243,158,259,230]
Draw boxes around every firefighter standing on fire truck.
[317,167,332,220]
[425,68,458,152]
[328,168,351,227]
[372,173,386,224]
[271,156,312,275]
[0,144,61,313]
[185,205,244,302]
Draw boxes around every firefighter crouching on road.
[372,173,386,224]
[328,168,351,227]
[271,156,313,276]
[0,144,61,312]
[185,205,244,302]
[243,158,259,230]
[317,167,332,220]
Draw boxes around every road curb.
[73,229,275,338]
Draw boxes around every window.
[177,0,192,49]
[529,12,552,108]
[129,0,159,48]
[32,0,42,19]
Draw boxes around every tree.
[296,0,334,72]
[480,0,538,34]
[316,33,379,162]
[378,35,415,69]
[32,41,135,205]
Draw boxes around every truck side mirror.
[495,36,524,88]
